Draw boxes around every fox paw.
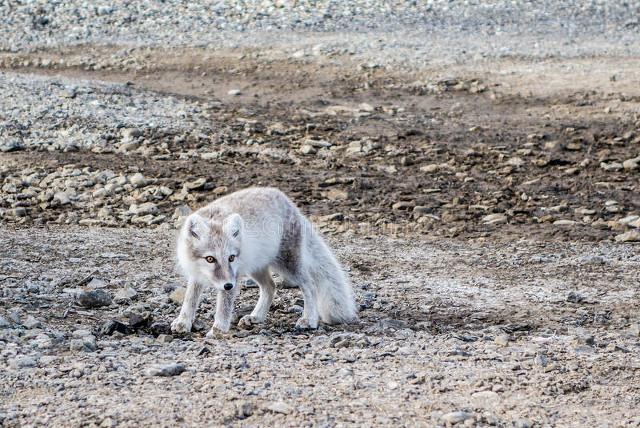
[170,317,192,334]
[238,315,264,329]
[294,317,318,331]
[212,320,231,333]
[205,328,223,338]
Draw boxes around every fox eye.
[205,256,216,264]
[228,255,236,262]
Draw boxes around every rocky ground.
[1,228,640,427]
[1,0,640,427]
[1,50,640,242]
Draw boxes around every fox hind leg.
[281,268,318,330]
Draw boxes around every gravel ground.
[0,72,212,151]
[1,227,639,427]
[2,1,640,65]
[2,58,639,241]
[1,1,640,426]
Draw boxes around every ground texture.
[1,228,640,427]
[1,0,640,427]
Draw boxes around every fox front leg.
[208,286,240,335]
[238,268,276,328]
[171,279,203,334]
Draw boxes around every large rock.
[77,289,112,308]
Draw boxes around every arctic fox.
[170,187,357,336]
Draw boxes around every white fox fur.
[171,187,357,335]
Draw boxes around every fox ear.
[186,215,207,239]
[223,213,243,238]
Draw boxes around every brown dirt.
[2,47,639,241]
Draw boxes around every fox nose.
[223,283,234,291]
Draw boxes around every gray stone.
[494,334,510,346]
[566,291,585,303]
[0,139,25,152]
[125,305,152,327]
[392,201,414,211]
[121,128,143,140]
[32,333,53,349]
[53,191,71,205]
[482,213,508,225]
[441,411,474,425]
[420,164,440,173]
[100,320,133,336]
[573,331,595,346]
[156,334,173,343]
[0,315,10,329]
[304,139,331,148]
[87,278,108,288]
[149,321,171,336]
[184,178,207,191]
[70,335,97,352]
[236,401,254,419]
[7,309,21,324]
[9,207,27,217]
[22,315,42,329]
[515,418,533,428]
[128,202,159,216]
[323,188,349,201]
[145,362,186,377]
[600,161,623,171]
[622,156,640,171]
[10,356,37,369]
[77,289,112,308]
[288,304,304,314]
[615,230,640,242]
[72,329,93,338]
[554,219,578,226]
[265,401,292,415]
[129,173,147,188]
[114,286,137,303]
[299,144,317,155]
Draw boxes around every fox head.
[177,212,243,291]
